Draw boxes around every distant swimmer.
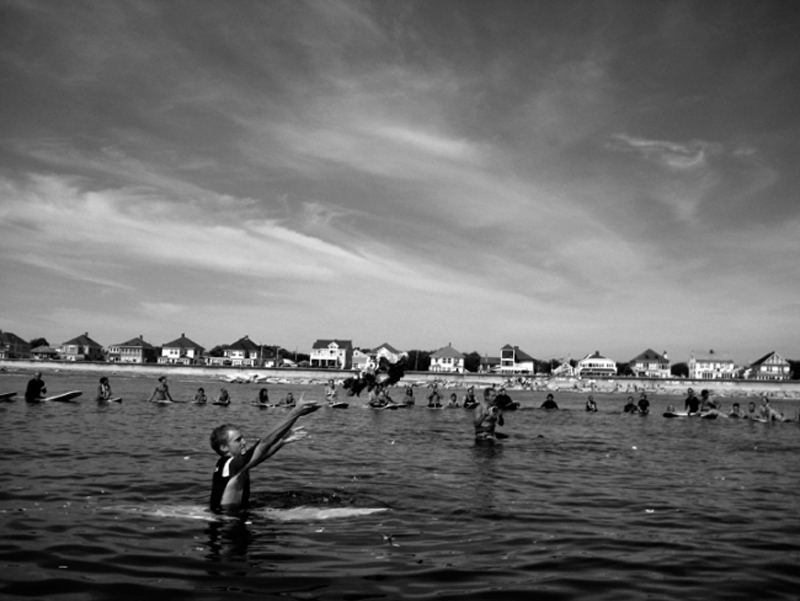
[427,383,442,408]
[637,393,650,415]
[474,387,504,440]
[279,392,296,407]
[684,388,700,415]
[254,388,270,406]
[215,388,231,406]
[745,401,758,419]
[95,376,112,402]
[623,396,638,414]
[462,386,478,409]
[698,389,722,418]
[447,392,459,407]
[540,393,559,410]
[209,400,320,512]
[148,376,175,403]
[324,380,337,405]
[728,402,744,418]
[401,385,415,406]
[24,372,47,402]
[194,387,208,404]
[760,396,791,422]
[494,386,520,410]
[585,395,598,412]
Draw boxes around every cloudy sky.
[1,0,798,364]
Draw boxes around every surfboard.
[663,411,689,418]
[153,400,173,405]
[0,391,17,401]
[42,391,83,403]
[113,504,388,523]
[99,397,122,403]
[251,402,275,408]
[329,402,349,409]
[212,401,231,406]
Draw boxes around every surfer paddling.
[209,399,321,512]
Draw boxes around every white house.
[744,351,791,381]
[629,349,670,378]
[224,335,263,367]
[499,344,535,373]
[429,344,465,373]
[107,336,157,364]
[373,342,407,365]
[576,351,617,378]
[310,339,353,369]
[689,350,734,379]
[159,333,204,365]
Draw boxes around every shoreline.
[1,359,799,399]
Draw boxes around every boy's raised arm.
[240,400,320,473]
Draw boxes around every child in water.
[209,400,320,512]
[194,388,207,404]
[95,377,112,402]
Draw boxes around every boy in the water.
[209,400,320,512]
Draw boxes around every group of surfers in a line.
[671,387,796,421]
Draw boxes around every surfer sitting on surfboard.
[148,376,175,403]
[209,399,321,512]
[474,387,504,440]
[25,372,47,402]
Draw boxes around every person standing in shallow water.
[585,395,597,412]
[684,388,700,415]
[148,376,174,403]
[427,383,442,408]
[209,400,320,512]
[474,387,504,440]
[95,377,112,402]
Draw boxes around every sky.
[1,0,799,365]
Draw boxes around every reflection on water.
[1,371,799,600]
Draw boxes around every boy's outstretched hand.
[295,400,321,416]
[282,426,308,444]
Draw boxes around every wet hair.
[700,389,709,396]
[158,376,167,383]
[546,393,554,400]
[210,424,237,456]
[198,387,204,393]
[99,376,109,385]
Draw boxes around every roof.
[227,336,260,352]
[31,345,58,354]
[501,344,535,362]
[162,333,204,350]
[111,336,155,350]
[0,331,28,345]
[430,345,464,359]
[749,351,787,367]
[580,351,613,362]
[691,350,734,363]
[373,342,401,354]
[62,332,102,347]
[630,349,669,363]
[312,339,353,350]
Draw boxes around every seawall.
[1,359,798,399]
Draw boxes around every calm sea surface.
[1,372,799,600]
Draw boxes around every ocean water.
[1,371,799,600]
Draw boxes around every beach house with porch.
[688,350,734,379]
[58,333,105,362]
[629,349,671,378]
[576,351,617,378]
[310,339,353,369]
[430,344,465,373]
[743,351,791,381]
[159,334,205,365]
[107,336,157,364]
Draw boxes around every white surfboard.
[0,391,17,401]
[42,390,83,403]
